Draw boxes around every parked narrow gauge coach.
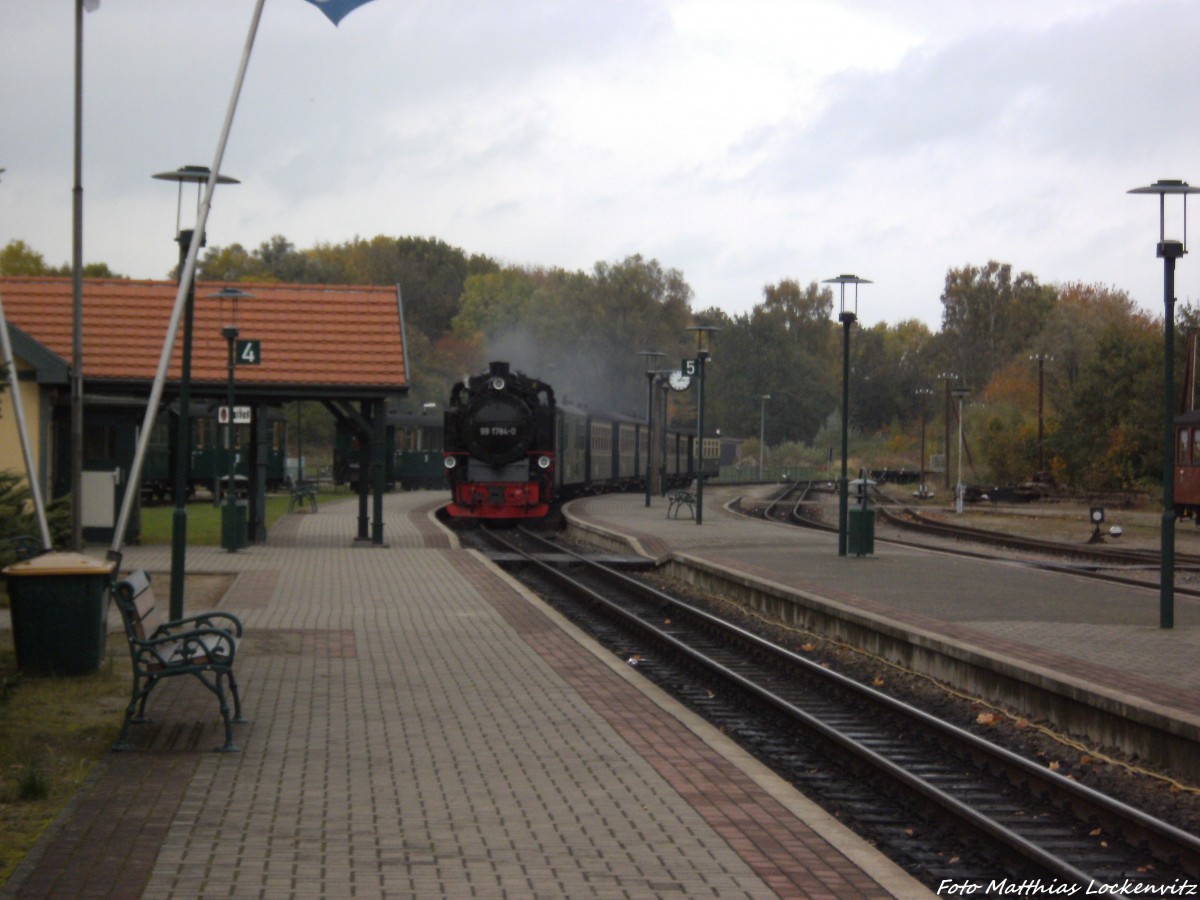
[443,361,714,520]
[142,402,287,502]
[1175,409,1200,521]
[333,405,448,491]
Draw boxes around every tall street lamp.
[759,394,771,481]
[914,388,933,498]
[660,370,676,497]
[1128,178,1200,629]
[213,287,251,552]
[951,386,970,514]
[153,165,239,617]
[686,325,719,525]
[1029,353,1053,476]
[639,350,665,506]
[938,372,958,491]
[824,274,871,557]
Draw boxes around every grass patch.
[0,641,129,887]
[138,495,293,545]
[137,486,356,545]
[0,570,234,887]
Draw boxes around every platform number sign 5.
[682,358,698,377]
[236,339,261,365]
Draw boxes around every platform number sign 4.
[236,339,261,365]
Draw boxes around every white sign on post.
[218,406,252,425]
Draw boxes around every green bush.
[0,469,71,582]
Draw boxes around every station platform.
[564,487,1200,779]
[2,490,927,899]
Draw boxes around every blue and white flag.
[302,0,378,25]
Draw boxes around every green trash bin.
[3,552,116,675]
[848,506,875,557]
[221,499,248,552]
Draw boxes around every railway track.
[476,524,1200,892]
[750,481,1200,592]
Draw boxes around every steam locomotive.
[442,361,713,520]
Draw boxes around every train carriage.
[142,402,287,502]
[1175,410,1200,521]
[394,409,445,489]
[615,416,640,489]
[333,419,395,490]
[588,417,614,485]
[556,402,590,494]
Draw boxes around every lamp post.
[153,165,239,617]
[951,386,969,514]
[759,394,771,481]
[1128,179,1200,630]
[213,287,251,552]
[686,325,719,525]
[937,372,958,491]
[659,372,670,496]
[915,388,933,498]
[639,350,665,506]
[824,275,871,557]
[1029,353,1053,475]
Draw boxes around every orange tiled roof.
[0,277,407,394]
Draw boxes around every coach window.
[83,423,117,466]
[1194,427,1200,463]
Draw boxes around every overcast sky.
[4,0,1200,329]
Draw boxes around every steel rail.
[487,526,1200,884]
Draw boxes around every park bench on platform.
[111,570,246,752]
[288,481,319,513]
[667,482,698,519]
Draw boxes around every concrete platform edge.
[469,548,933,898]
[662,549,1200,744]
[563,504,1200,781]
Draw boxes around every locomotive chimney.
[489,361,511,378]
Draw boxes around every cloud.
[4,0,1200,330]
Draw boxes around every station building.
[0,275,409,543]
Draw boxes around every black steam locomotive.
[443,362,556,518]
[442,361,709,520]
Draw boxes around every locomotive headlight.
[444,456,457,469]
[537,455,551,470]
[490,377,506,391]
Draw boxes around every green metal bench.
[111,570,246,752]
[666,483,697,519]
[288,481,319,513]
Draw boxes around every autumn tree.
[940,261,1056,391]
[1,239,124,278]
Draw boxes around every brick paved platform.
[1,491,926,899]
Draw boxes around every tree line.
[4,235,1193,493]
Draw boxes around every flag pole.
[0,287,53,550]
[108,0,267,565]
[71,0,86,551]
